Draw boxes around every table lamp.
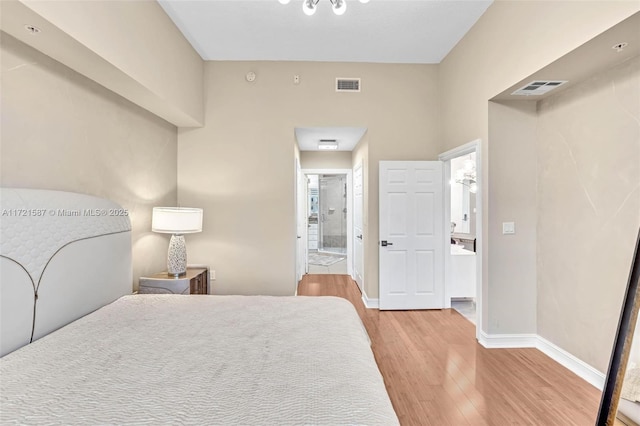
[152,207,203,276]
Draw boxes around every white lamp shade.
[152,207,203,234]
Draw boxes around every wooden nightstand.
[138,267,209,295]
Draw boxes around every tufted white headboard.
[0,188,132,356]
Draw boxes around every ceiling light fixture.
[318,140,339,150]
[286,0,368,16]
[454,157,477,194]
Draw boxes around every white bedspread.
[0,295,398,425]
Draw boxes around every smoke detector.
[511,81,567,96]
[612,42,628,53]
[24,25,41,35]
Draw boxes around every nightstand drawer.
[139,278,190,294]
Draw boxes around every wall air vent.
[511,80,568,96]
[336,78,361,92]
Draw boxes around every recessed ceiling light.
[612,42,628,53]
[24,25,41,35]
[318,140,339,150]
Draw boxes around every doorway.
[308,173,347,273]
[448,152,477,323]
[439,139,483,339]
[317,174,347,255]
[299,169,353,276]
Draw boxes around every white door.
[353,163,364,291]
[379,161,444,310]
[296,160,307,281]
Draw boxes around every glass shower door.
[318,174,347,255]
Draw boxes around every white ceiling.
[158,0,493,64]
[295,127,367,151]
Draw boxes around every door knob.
[381,240,393,247]
[356,235,363,240]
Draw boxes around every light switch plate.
[503,222,515,234]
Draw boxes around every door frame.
[295,158,307,288]
[438,139,483,341]
[301,168,353,276]
[353,161,364,292]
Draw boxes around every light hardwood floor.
[297,274,602,426]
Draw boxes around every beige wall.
[536,56,640,372]
[0,33,178,291]
[300,151,353,170]
[487,101,538,334]
[440,1,639,335]
[178,61,439,297]
[440,1,639,146]
[1,0,204,127]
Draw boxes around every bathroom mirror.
[450,153,477,236]
[597,228,640,425]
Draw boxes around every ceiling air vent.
[336,78,361,92]
[511,80,568,96]
[318,139,339,150]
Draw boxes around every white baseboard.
[361,291,379,309]
[536,335,605,390]
[478,331,605,390]
[478,331,538,348]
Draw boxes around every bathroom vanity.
[452,234,476,252]
[450,243,476,298]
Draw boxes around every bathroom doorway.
[439,140,483,334]
[318,174,347,255]
[303,170,353,275]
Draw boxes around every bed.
[0,188,399,425]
